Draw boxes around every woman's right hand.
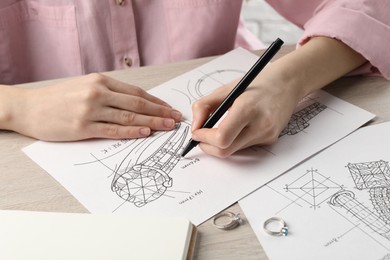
[0,73,182,141]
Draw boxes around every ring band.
[263,217,288,236]
[213,211,243,230]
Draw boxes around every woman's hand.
[191,37,367,158]
[191,74,300,158]
[1,73,182,141]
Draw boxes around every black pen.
[180,38,284,157]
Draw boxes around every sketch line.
[284,168,343,210]
[328,199,390,251]
[347,160,390,190]
[170,69,245,105]
[111,123,190,208]
[74,140,136,166]
[280,102,327,137]
[329,190,390,241]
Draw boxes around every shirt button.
[124,57,132,67]
[116,0,125,6]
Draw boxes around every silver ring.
[213,211,243,230]
[263,217,288,236]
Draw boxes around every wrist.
[257,60,307,106]
[263,37,366,102]
[0,85,28,131]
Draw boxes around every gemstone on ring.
[213,211,243,230]
[281,227,288,236]
[263,216,289,237]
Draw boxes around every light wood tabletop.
[1,46,389,260]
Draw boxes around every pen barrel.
[201,38,284,129]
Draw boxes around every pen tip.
[180,139,199,158]
[180,149,189,157]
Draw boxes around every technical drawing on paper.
[347,160,390,190]
[329,160,390,241]
[280,102,327,137]
[284,168,344,210]
[329,190,390,241]
[171,69,245,104]
[75,122,193,210]
[276,161,390,247]
[347,160,390,224]
[370,188,390,226]
[111,123,190,208]
[282,160,390,244]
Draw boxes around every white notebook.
[0,210,197,260]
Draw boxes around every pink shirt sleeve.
[298,0,390,80]
[267,0,390,79]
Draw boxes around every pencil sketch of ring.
[213,211,243,230]
[263,217,289,236]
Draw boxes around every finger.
[197,126,270,158]
[103,76,171,107]
[191,96,250,149]
[191,83,236,131]
[88,122,152,139]
[103,92,182,121]
[194,109,283,158]
[191,102,213,131]
[95,107,177,130]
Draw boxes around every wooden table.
[1,46,389,260]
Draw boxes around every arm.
[0,73,182,141]
[191,36,366,157]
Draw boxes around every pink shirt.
[1,0,389,84]
[267,0,390,79]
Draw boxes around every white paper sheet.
[23,48,375,225]
[239,122,390,260]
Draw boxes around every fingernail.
[164,118,175,128]
[171,110,182,121]
[140,128,151,136]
